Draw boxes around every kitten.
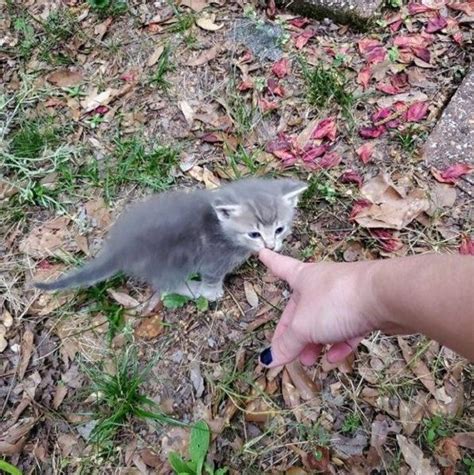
[34,178,307,300]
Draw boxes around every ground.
[0,0,473,474]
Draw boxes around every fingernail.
[260,347,273,366]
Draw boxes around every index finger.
[259,249,303,287]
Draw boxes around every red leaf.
[391,72,409,89]
[238,79,254,91]
[386,119,401,129]
[271,58,290,78]
[266,0,276,18]
[350,199,372,220]
[311,117,337,141]
[266,134,299,163]
[358,38,383,54]
[318,152,342,169]
[267,78,285,97]
[356,143,374,164]
[240,50,253,63]
[340,170,363,187]
[302,145,327,162]
[408,3,434,15]
[431,163,474,184]
[295,29,315,49]
[93,105,109,115]
[201,132,222,143]
[289,17,311,28]
[366,46,387,64]
[426,15,448,33]
[412,46,431,63]
[452,32,463,45]
[359,125,386,139]
[357,65,372,89]
[394,34,432,48]
[447,2,474,15]
[390,19,403,32]
[258,98,279,113]
[371,229,403,252]
[405,101,429,122]
[376,83,400,95]
[121,70,138,82]
[459,235,474,255]
[372,107,392,122]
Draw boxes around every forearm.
[365,254,474,360]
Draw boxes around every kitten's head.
[212,178,307,252]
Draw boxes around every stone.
[423,67,474,194]
[277,0,383,26]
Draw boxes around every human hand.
[258,249,379,368]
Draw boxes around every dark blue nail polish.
[260,347,273,366]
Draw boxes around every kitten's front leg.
[199,275,224,301]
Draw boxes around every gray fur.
[34,178,307,300]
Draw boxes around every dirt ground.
[0,0,473,473]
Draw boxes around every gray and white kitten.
[35,178,307,301]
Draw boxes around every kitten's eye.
[275,226,285,235]
[248,231,261,239]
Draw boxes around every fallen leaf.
[259,97,279,113]
[80,88,117,113]
[47,68,83,87]
[289,17,311,28]
[408,3,435,15]
[436,437,461,467]
[135,314,163,339]
[318,152,342,169]
[459,235,474,255]
[356,143,374,164]
[302,145,328,162]
[94,17,112,40]
[0,417,37,456]
[178,100,195,127]
[371,229,404,253]
[359,125,386,139]
[294,28,315,49]
[376,82,401,95]
[272,57,290,78]
[147,45,165,67]
[397,434,439,474]
[107,290,140,309]
[267,78,285,97]
[405,101,429,122]
[427,183,457,214]
[340,170,363,187]
[452,432,474,450]
[18,329,34,380]
[447,2,474,15]
[431,163,474,184]
[357,65,372,89]
[281,369,303,422]
[180,0,209,12]
[399,393,427,435]
[331,431,368,457]
[189,361,204,398]
[311,117,337,141]
[84,197,111,229]
[53,383,68,410]
[285,360,320,401]
[238,78,254,91]
[188,46,219,66]
[353,174,429,230]
[426,15,448,33]
[196,13,223,31]
[243,281,259,308]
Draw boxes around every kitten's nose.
[264,240,276,250]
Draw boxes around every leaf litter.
[1,0,472,472]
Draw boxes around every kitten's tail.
[34,255,119,291]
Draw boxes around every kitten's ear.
[282,181,308,207]
[213,203,242,221]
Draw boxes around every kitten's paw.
[200,285,224,301]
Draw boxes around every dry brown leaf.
[452,432,474,450]
[147,45,165,67]
[18,329,34,380]
[282,369,303,422]
[196,13,223,31]
[180,0,209,11]
[355,175,429,230]
[244,398,275,422]
[135,314,163,339]
[80,88,117,112]
[0,336,7,353]
[84,197,111,229]
[398,337,437,396]
[397,434,439,474]
[47,68,83,87]
[427,183,457,215]
[243,281,259,308]
[399,392,426,435]
[285,360,320,401]
[188,46,219,66]
[0,417,37,456]
[178,100,195,127]
[107,289,140,309]
[94,17,112,40]
[53,383,68,410]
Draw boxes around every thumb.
[259,249,302,287]
[260,326,306,368]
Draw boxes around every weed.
[226,93,259,136]
[103,137,179,199]
[463,457,474,475]
[396,126,426,155]
[9,119,61,158]
[341,412,362,434]
[301,174,339,207]
[162,293,209,312]
[0,460,22,475]
[300,58,355,115]
[43,9,76,42]
[168,4,195,34]
[388,46,400,62]
[421,415,454,448]
[386,0,402,8]
[225,146,262,177]
[82,345,182,450]
[169,420,228,475]
[87,0,128,16]
[150,45,174,90]
[13,16,37,59]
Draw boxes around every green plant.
[103,137,179,199]
[87,0,128,16]
[388,46,399,62]
[169,420,228,475]
[151,45,174,90]
[396,126,425,154]
[341,412,362,434]
[463,457,474,475]
[83,345,182,450]
[225,146,262,177]
[421,415,454,448]
[386,0,402,8]
[0,460,22,475]
[162,293,209,312]
[226,94,258,136]
[300,58,354,115]
[13,16,37,58]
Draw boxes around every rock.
[423,67,474,194]
[277,0,383,26]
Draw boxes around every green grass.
[150,45,174,91]
[300,58,355,115]
[420,415,455,449]
[13,16,37,59]
[225,146,262,177]
[301,173,339,208]
[82,345,183,451]
[226,93,259,137]
[341,411,362,434]
[395,126,426,155]
[103,137,179,200]
[87,0,128,16]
